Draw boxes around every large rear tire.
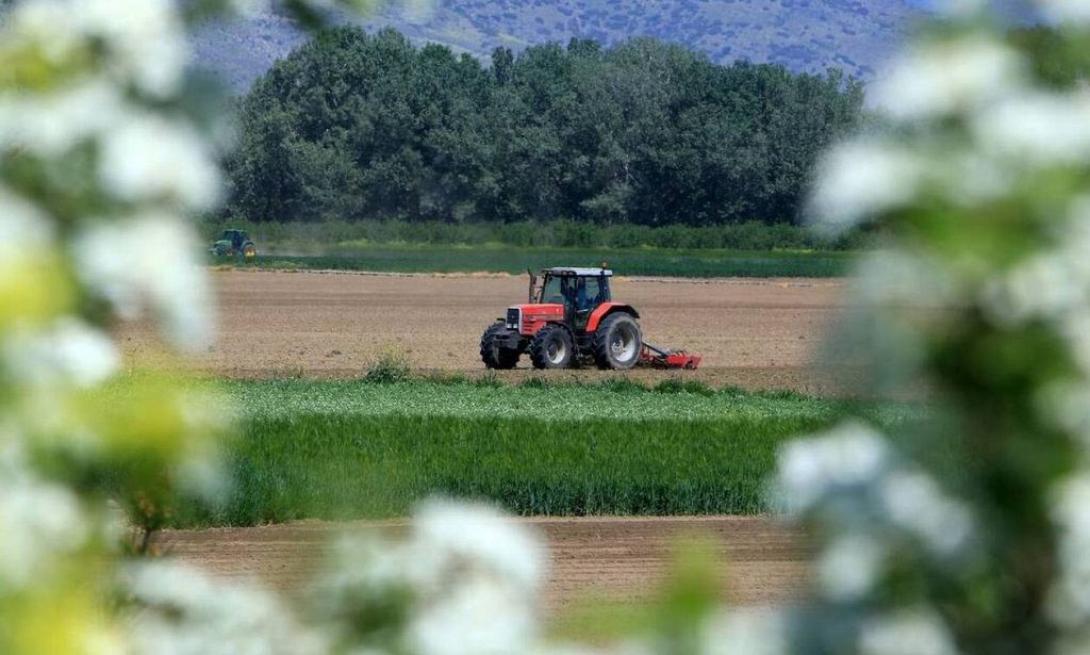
[480,324,521,369]
[593,312,642,370]
[530,324,574,370]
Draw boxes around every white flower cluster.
[125,561,329,655]
[778,423,974,603]
[314,499,546,655]
[801,4,1090,654]
[0,0,216,352]
[700,608,788,655]
[858,609,958,655]
[810,25,1090,231]
[1050,474,1090,629]
[73,214,214,351]
[3,318,120,388]
[0,451,89,591]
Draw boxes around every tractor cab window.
[540,275,573,304]
[581,276,610,309]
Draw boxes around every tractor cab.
[223,230,250,250]
[530,267,612,330]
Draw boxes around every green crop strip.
[217,245,853,278]
[165,379,909,526]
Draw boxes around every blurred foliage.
[1008,24,1090,87]
[781,3,1090,655]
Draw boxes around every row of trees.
[226,27,864,226]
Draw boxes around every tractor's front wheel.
[530,324,574,370]
[480,323,521,369]
[593,312,642,370]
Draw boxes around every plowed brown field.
[140,270,832,605]
[121,269,848,392]
[156,516,809,611]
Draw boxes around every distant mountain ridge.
[193,0,930,92]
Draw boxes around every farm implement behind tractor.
[639,342,702,370]
[480,267,702,371]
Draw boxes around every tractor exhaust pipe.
[527,268,538,303]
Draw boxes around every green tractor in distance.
[210,229,257,261]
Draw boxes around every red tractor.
[480,267,701,370]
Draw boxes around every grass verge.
[173,378,908,526]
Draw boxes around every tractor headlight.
[506,308,521,330]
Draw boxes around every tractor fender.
[586,303,640,333]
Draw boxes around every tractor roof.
[543,267,613,277]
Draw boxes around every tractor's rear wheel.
[593,312,642,370]
[480,323,521,369]
[530,324,574,370]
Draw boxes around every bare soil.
[121,270,849,392]
[137,273,826,608]
[156,516,809,611]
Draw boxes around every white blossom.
[406,574,538,655]
[817,534,886,601]
[809,139,925,231]
[72,0,189,98]
[880,471,974,557]
[3,318,119,388]
[6,0,188,98]
[859,609,959,655]
[972,91,1090,167]
[0,472,88,590]
[1048,473,1090,627]
[700,608,787,655]
[0,188,53,255]
[980,254,1082,327]
[0,79,129,156]
[72,213,214,351]
[852,250,961,310]
[1061,309,1090,377]
[407,498,546,594]
[6,0,86,63]
[777,422,890,512]
[126,561,329,655]
[316,500,546,655]
[872,36,1024,121]
[99,113,220,211]
[402,501,545,655]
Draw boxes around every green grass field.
[176,379,909,527]
[227,244,852,278]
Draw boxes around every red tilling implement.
[639,342,702,370]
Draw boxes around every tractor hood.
[507,303,563,335]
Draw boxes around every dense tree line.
[226,27,864,226]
